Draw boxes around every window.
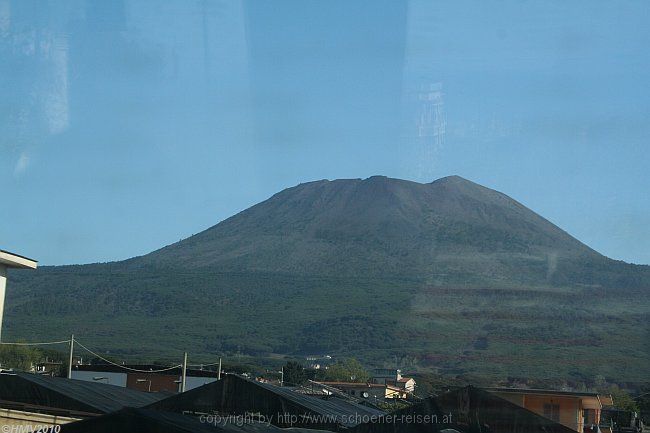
[544,403,560,422]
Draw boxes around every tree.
[283,361,308,386]
[0,345,41,371]
[636,384,650,423]
[317,358,369,383]
[605,385,639,412]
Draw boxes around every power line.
[187,361,220,367]
[0,340,71,346]
[1,337,191,374]
[73,339,182,373]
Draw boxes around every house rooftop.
[486,387,598,397]
[317,381,402,390]
[397,377,413,382]
[0,249,37,269]
[486,387,613,405]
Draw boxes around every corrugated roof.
[0,371,168,414]
[254,379,386,426]
[60,407,333,433]
[148,374,385,429]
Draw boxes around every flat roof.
[486,387,613,408]
[0,250,37,269]
[486,387,601,398]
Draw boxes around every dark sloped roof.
[60,407,331,433]
[148,374,385,429]
[0,371,168,414]
[254,379,385,426]
[350,386,578,433]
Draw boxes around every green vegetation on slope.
[4,176,649,383]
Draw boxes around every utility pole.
[180,352,187,393]
[217,357,222,380]
[67,334,74,379]
[280,366,284,387]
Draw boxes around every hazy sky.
[1,0,649,265]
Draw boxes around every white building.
[0,250,37,342]
[372,368,416,393]
[70,364,218,393]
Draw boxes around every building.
[371,368,416,393]
[486,387,613,432]
[0,250,37,341]
[35,359,64,375]
[305,355,332,370]
[316,381,407,400]
[71,364,218,392]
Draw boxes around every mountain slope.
[5,176,650,382]
[132,175,635,288]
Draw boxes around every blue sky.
[1,0,649,265]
